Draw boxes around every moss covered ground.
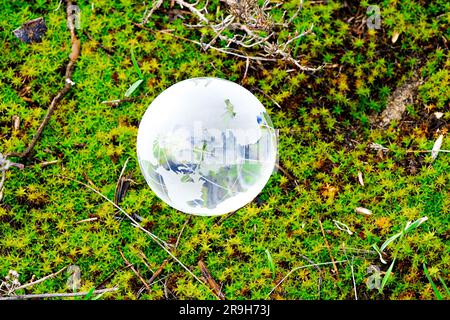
[0,0,449,300]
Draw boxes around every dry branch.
[119,248,151,293]
[298,254,322,299]
[176,0,209,23]
[350,256,358,300]
[7,0,81,159]
[63,175,220,298]
[175,216,191,248]
[275,163,298,185]
[198,260,225,300]
[114,158,133,206]
[216,210,237,226]
[148,259,168,285]
[142,0,164,25]
[0,153,24,193]
[0,287,117,300]
[83,30,115,55]
[267,259,348,297]
[318,219,339,277]
[138,0,322,71]
[12,267,67,292]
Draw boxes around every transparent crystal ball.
[137,77,277,216]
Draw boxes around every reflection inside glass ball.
[137,77,277,216]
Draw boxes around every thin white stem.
[282,24,314,49]
[64,176,216,298]
[142,0,163,25]
[287,0,304,25]
[350,257,358,300]
[0,287,118,300]
[267,260,348,297]
[175,0,209,23]
[13,267,67,292]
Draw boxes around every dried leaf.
[357,171,364,187]
[114,173,132,205]
[13,17,47,43]
[434,112,444,119]
[355,207,372,216]
[431,134,444,160]
[369,143,389,152]
[391,31,400,43]
[12,116,20,131]
[66,265,81,291]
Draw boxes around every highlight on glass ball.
[136,77,277,216]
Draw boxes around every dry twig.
[341,244,358,300]
[119,249,151,293]
[63,175,219,298]
[12,267,67,292]
[142,0,164,25]
[114,158,133,206]
[318,218,339,277]
[8,0,81,159]
[216,210,237,225]
[350,256,358,300]
[0,287,117,300]
[83,30,115,55]
[0,153,24,193]
[299,254,322,299]
[148,260,169,285]
[139,0,322,71]
[267,259,348,297]
[198,260,225,300]
[275,163,298,186]
[175,216,192,248]
[75,217,98,224]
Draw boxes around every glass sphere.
[137,77,277,216]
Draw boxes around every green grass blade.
[423,264,443,300]
[83,287,96,300]
[265,249,275,278]
[404,216,428,234]
[131,49,143,79]
[380,232,402,252]
[372,243,387,264]
[438,276,450,297]
[93,292,107,300]
[125,79,143,97]
[380,258,396,292]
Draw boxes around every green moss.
[0,0,448,300]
